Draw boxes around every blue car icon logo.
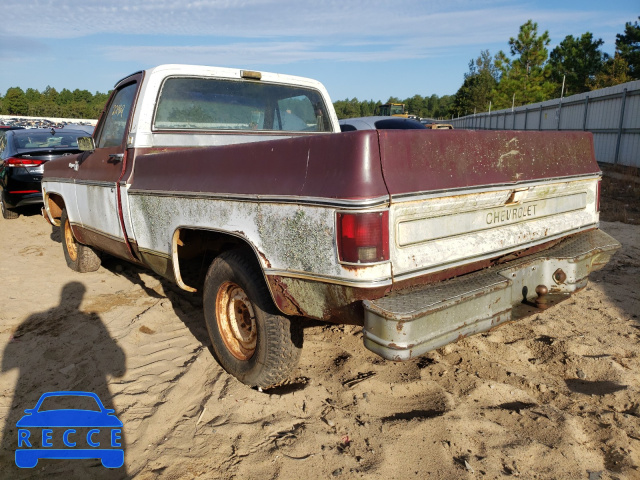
[15,391,123,468]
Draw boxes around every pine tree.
[3,87,28,116]
[452,50,498,115]
[590,53,633,89]
[494,20,555,109]
[616,17,640,79]
[549,33,607,96]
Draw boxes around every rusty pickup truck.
[41,64,620,388]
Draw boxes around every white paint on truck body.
[388,176,600,282]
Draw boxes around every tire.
[1,196,19,219]
[203,250,302,389]
[61,208,101,272]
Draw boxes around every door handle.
[108,154,124,163]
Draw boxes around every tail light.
[5,157,45,167]
[596,178,601,213]
[336,211,389,264]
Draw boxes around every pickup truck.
[41,64,620,389]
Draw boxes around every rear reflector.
[336,211,389,264]
[9,190,40,194]
[5,157,45,167]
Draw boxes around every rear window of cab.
[153,77,332,133]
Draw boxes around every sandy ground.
[0,210,638,480]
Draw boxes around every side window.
[96,83,138,149]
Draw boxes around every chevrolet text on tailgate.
[41,65,620,388]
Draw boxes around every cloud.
[27,0,620,69]
[1,0,634,98]
[0,0,612,42]
[101,41,441,66]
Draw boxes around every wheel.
[203,250,302,388]
[61,208,101,272]
[1,196,19,219]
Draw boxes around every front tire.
[203,250,302,388]
[61,208,101,272]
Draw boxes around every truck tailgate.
[377,130,602,283]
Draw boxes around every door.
[73,78,140,261]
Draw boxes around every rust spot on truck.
[257,250,272,268]
[269,276,305,316]
[267,274,387,323]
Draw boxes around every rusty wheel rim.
[216,281,257,360]
[64,218,78,262]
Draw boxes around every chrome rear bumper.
[363,229,620,361]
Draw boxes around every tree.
[0,86,110,119]
[2,87,28,115]
[616,17,640,79]
[24,88,40,103]
[57,88,74,105]
[493,20,555,109]
[24,88,42,116]
[73,89,93,103]
[42,86,59,104]
[549,33,607,96]
[333,97,363,119]
[590,52,632,89]
[452,50,499,115]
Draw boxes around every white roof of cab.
[124,64,339,146]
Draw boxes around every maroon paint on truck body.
[130,131,388,200]
[377,130,600,196]
[129,130,599,201]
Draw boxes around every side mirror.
[77,136,96,152]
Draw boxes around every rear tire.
[61,208,101,272]
[1,197,19,219]
[203,250,302,389]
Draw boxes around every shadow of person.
[101,257,212,347]
[0,282,127,479]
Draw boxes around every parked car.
[62,124,95,135]
[0,128,85,219]
[339,116,426,131]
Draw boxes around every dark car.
[0,128,85,219]
[339,116,427,131]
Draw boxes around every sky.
[0,0,637,103]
